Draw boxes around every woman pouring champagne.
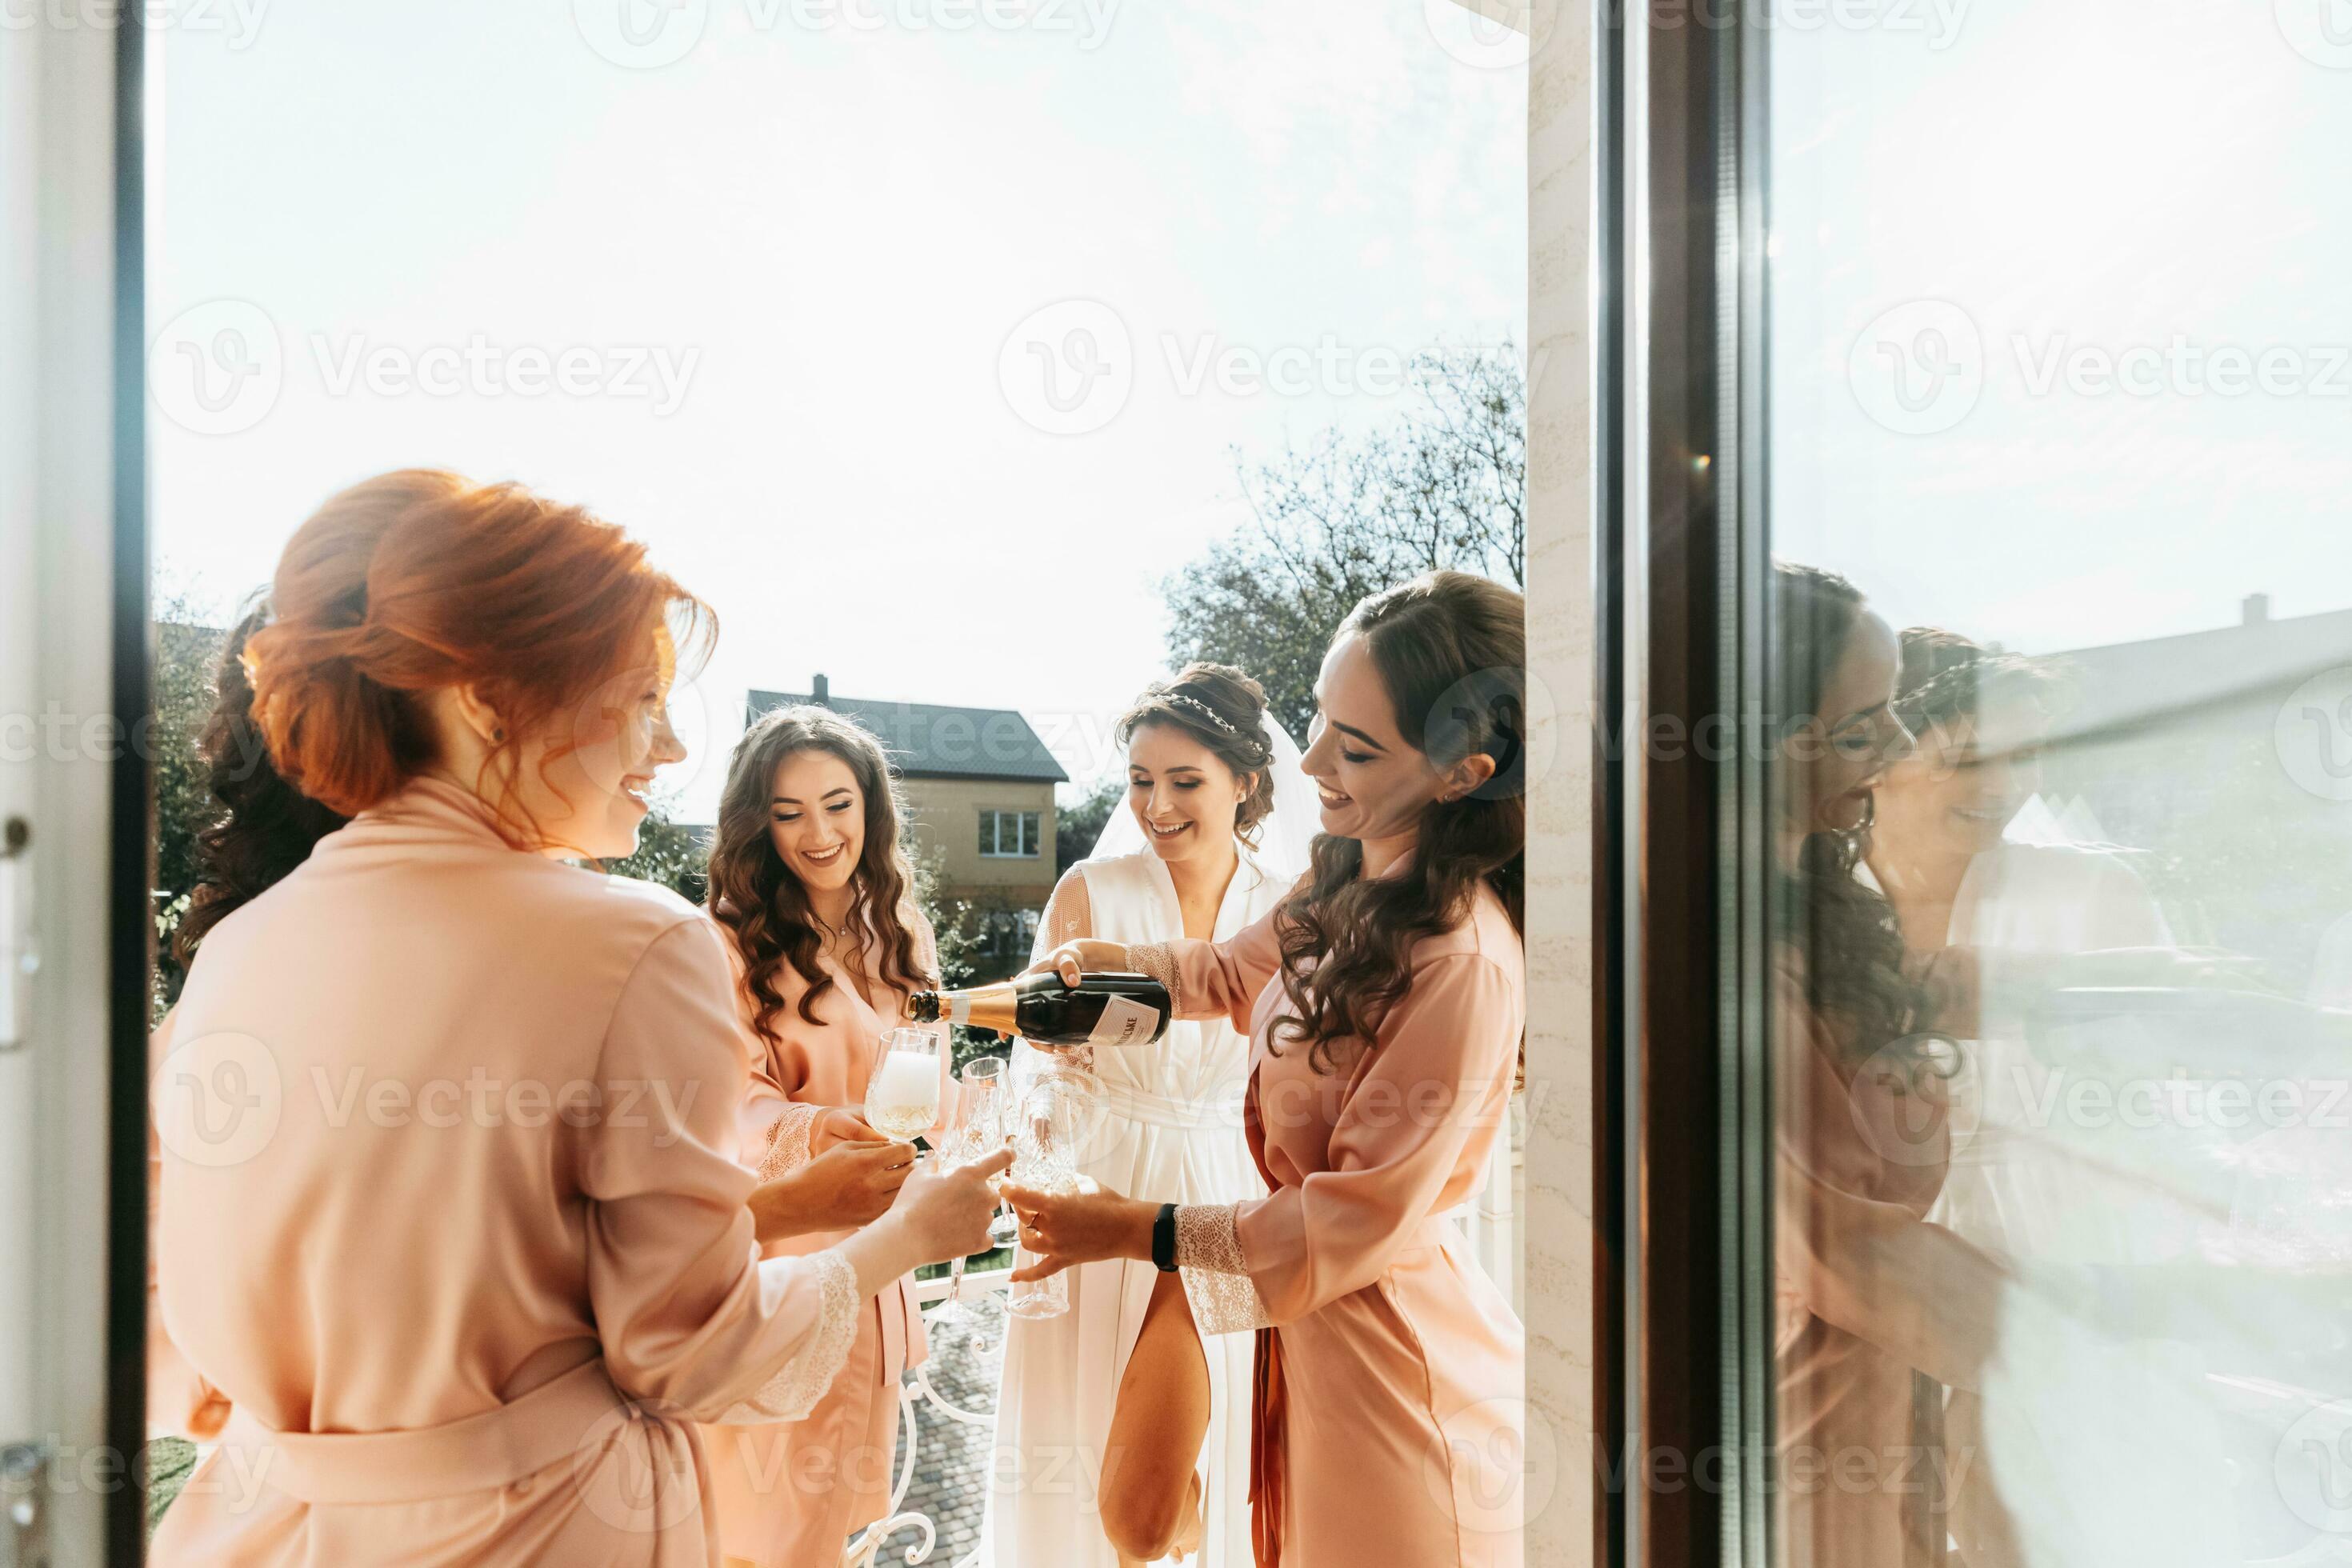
[1004,571,1529,1568]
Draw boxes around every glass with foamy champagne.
[864,1026,945,1147]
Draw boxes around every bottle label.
[1086,994,1157,1048]
[947,994,972,1026]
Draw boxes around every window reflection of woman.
[1868,628,2168,973]
[1859,628,2171,1565]
[1769,564,2011,1568]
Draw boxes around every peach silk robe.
[1774,958,2004,1568]
[148,779,864,1566]
[699,909,952,1566]
[1144,876,1527,1568]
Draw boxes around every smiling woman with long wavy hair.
[696,703,957,1568]
[1002,570,1530,1568]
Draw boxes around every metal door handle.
[0,818,30,1054]
[1,1442,49,1568]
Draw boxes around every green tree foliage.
[152,611,232,1014]
[1163,342,1526,742]
[607,801,710,904]
[1054,775,1125,876]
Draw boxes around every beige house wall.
[1524,1,1598,1562]
[898,775,1060,907]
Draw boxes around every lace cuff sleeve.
[1128,941,1183,1017]
[1175,1202,1271,1335]
[754,1101,818,1182]
[710,1249,862,1424]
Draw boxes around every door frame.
[1597,2,1770,1563]
[1,7,150,1566]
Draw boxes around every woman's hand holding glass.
[997,1061,1106,1316]
[1002,1181,1158,1282]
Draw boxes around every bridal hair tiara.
[1163,690,1240,737]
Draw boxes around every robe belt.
[218,1356,642,1506]
[1244,1212,1460,1566]
[1094,1078,1246,1130]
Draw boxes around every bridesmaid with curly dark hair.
[698,703,953,1568]
[1006,570,1528,1568]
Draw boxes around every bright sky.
[1768,0,2352,654]
[146,0,1529,819]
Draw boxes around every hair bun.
[246,623,430,818]
[240,467,713,833]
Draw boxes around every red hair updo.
[243,469,714,842]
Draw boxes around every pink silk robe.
[1774,960,2003,1568]
[149,779,863,1566]
[1146,879,1526,1568]
[698,911,951,1566]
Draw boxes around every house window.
[985,909,1026,961]
[979,809,1041,858]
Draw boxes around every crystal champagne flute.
[930,1054,1006,1327]
[1004,1058,1104,1321]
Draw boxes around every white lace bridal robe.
[982,844,1290,1567]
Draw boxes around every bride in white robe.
[982,668,1314,1567]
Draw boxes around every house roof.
[746,688,1069,783]
[2042,603,2352,742]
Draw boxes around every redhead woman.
[148,471,1006,1566]
[699,704,958,1567]
[1006,571,1528,1568]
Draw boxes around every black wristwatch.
[1151,1202,1179,1273]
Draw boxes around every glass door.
[1757,3,2352,1565]
[1610,3,2352,1564]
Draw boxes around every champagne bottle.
[910,972,1170,1047]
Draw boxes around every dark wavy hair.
[1269,571,1526,1074]
[1894,626,2054,742]
[1773,562,1926,1065]
[172,600,351,967]
[706,705,930,1049]
[1114,662,1278,846]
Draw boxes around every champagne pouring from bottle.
[909,970,1172,1049]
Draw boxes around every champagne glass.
[1004,1060,1102,1321]
[930,1055,1006,1329]
[863,1026,944,1153]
